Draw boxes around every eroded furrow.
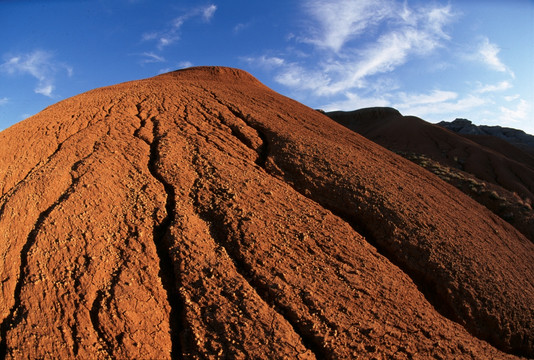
[0,110,115,212]
[197,94,505,356]
[0,152,95,357]
[226,117,506,353]
[89,288,114,358]
[133,109,183,360]
[201,93,269,168]
[187,151,323,359]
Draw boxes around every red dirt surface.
[0,67,533,359]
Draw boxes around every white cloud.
[142,32,158,41]
[476,80,512,93]
[242,55,285,69]
[500,99,530,122]
[260,1,454,97]
[505,94,520,102]
[233,22,250,34]
[302,0,392,52]
[0,97,7,106]
[178,61,193,68]
[202,5,217,22]
[158,61,193,74]
[142,4,217,50]
[396,90,458,107]
[396,94,487,118]
[0,50,71,97]
[275,64,331,92]
[36,84,53,97]
[140,52,166,64]
[477,37,515,77]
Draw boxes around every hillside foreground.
[0,67,533,359]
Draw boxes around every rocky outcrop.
[438,118,534,155]
[1,67,533,358]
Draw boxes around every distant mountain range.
[437,118,534,156]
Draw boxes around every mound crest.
[0,67,533,359]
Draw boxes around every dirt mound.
[1,67,533,358]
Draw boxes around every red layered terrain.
[0,67,533,359]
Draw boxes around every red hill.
[0,67,532,358]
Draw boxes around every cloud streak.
[0,50,72,97]
[140,52,166,64]
[500,99,529,123]
[302,0,392,52]
[256,0,454,97]
[142,4,217,50]
[396,94,487,119]
[476,81,512,94]
[477,37,514,77]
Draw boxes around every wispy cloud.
[500,99,530,123]
[0,50,72,97]
[477,37,514,77]
[395,94,487,119]
[202,4,217,21]
[476,80,512,93]
[321,92,390,111]
[142,4,217,50]
[140,52,166,64]
[396,90,458,107]
[233,22,251,34]
[505,94,520,102]
[248,0,454,98]
[158,60,194,74]
[242,55,285,69]
[302,0,392,52]
[0,97,7,106]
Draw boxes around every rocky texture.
[398,151,534,243]
[438,118,534,155]
[0,67,533,358]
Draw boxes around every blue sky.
[1,0,533,135]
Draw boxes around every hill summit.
[0,67,533,359]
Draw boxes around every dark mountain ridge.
[438,118,534,156]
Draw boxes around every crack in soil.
[204,93,269,168]
[227,120,498,353]
[202,91,501,357]
[194,93,326,357]
[89,288,115,358]
[89,235,134,358]
[0,150,96,358]
[188,145,322,359]
[133,107,183,360]
[0,108,115,214]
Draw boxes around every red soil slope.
[0,67,533,359]
[328,108,534,203]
